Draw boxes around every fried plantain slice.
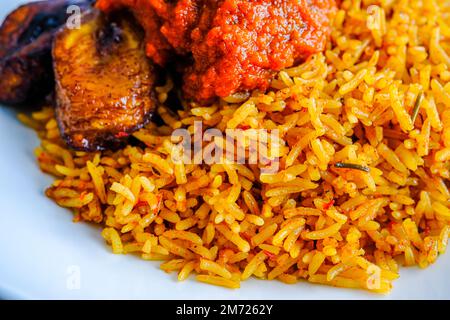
[0,0,94,106]
[53,10,157,151]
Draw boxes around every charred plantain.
[53,10,157,151]
[0,0,94,105]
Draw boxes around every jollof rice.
[20,0,450,294]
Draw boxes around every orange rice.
[19,0,450,294]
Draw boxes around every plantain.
[0,0,94,106]
[53,9,157,151]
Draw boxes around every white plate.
[1,0,450,300]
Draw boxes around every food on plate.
[53,10,157,151]
[97,0,337,103]
[0,0,93,105]
[4,0,450,294]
